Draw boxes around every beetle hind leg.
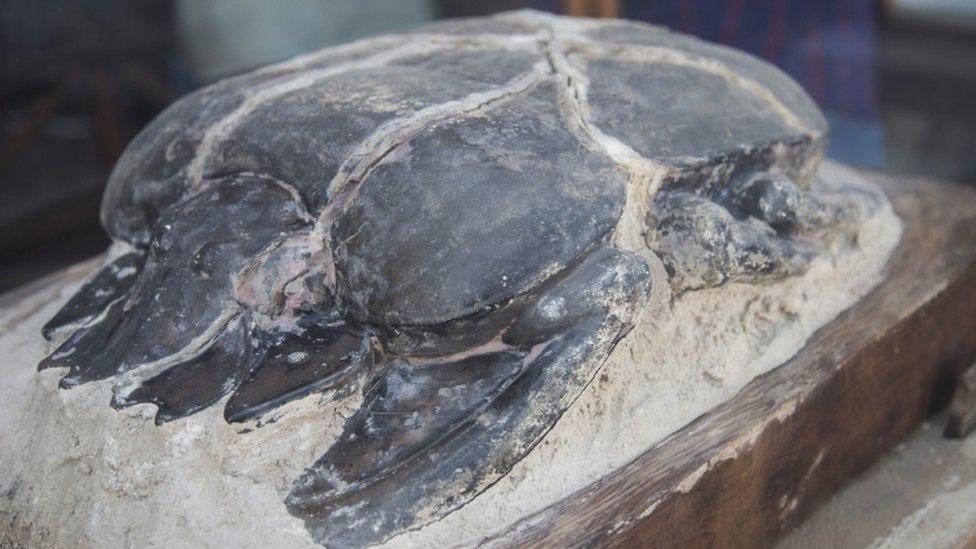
[223,310,376,424]
[286,246,653,547]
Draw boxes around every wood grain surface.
[487,173,976,547]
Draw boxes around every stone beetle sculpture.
[38,10,864,546]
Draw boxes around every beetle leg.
[41,249,146,341]
[286,247,652,547]
[223,310,375,424]
[112,314,261,424]
[39,174,312,390]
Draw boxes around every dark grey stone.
[332,82,627,326]
[42,174,310,385]
[585,59,796,162]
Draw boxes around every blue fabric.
[824,110,885,168]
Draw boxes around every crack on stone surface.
[318,67,550,226]
[536,24,670,255]
[198,171,316,224]
[186,40,519,191]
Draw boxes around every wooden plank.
[564,0,619,19]
[488,173,976,547]
[780,410,976,548]
[946,363,976,438]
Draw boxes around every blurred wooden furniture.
[564,0,618,18]
[0,0,176,292]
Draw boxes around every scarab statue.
[38,10,872,547]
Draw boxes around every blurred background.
[2,0,975,292]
